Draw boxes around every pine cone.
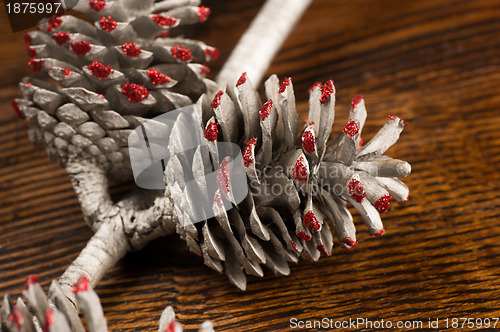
[14,0,218,182]
[0,275,214,332]
[169,74,411,290]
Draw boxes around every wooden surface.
[1,0,500,331]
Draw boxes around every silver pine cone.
[0,275,213,332]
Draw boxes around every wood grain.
[2,0,500,331]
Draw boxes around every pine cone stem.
[58,221,130,307]
[216,0,312,86]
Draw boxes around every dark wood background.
[1,0,500,331]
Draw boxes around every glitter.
[370,229,385,236]
[47,16,62,32]
[320,80,334,103]
[88,61,112,79]
[242,137,256,167]
[61,68,71,77]
[122,42,142,57]
[291,241,299,252]
[51,32,69,45]
[204,122,218,141]
[375,194,392,213]
[343,120,359,138]
[121,83,149,103]
[70,41,92,56]
[99,16,117,32]
[347,178,365,203]
[301,129,316,153]
[197,6,211,22]
[303,211,320,232]
[148,68,171,85]
[342,237,358,248]
[171,45,193,61]
[89,0,105,12]
[72,275,89,293]
[259,100,273,120]
[23,33,31,45]
[236,72,247,87]
[351,94,363,108]
[317,245,330,256]
[201,65,210,75]
[297,231,311,242]
[29,59,43,72]
[308,82,321,92]
[292,156,308,182]
[214,191,224,208]
[8,307,23,330]
[155,31,169,39]
[211,90,224,108]
[216,159,230,196]
[25,275,39,290]
[151,14,178,27]
[279,77,291,93]
[205,46,219,60]
[44,308,55,330]
[26,47,36,58]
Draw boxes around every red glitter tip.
[121,83,149,103]
[292,156,308,182]
[297,231,311,242]
[51,32,70,45]
[165,320,176,332]
[351,94,363,108]
[214,191,224,208]
[197,6,211,22]
[211,90,224,108]
[204,122,218,142]
[88,61,112,79]
[47,16,62,32]
[122,43,142,57]
[152,14,178,27]
[89,0,106,11]
[29,59,43,72]
[201,65,210,75]
[343,120,359,138]
[171,45,193,62]
[70,41,92,56]
[279,77,291,93]
[347,178,365,203]
[8,307,23,330]
[11,99,24,119]
[205,46,219,60]
[216,159,230,196]
[148,68,171,85]
[389,115,407,127]
[370,229,385,236]
[236,72,247,87]
[72,275,89,294]
[26,47,36,58]
[43,308,55,331]
[342,237,357,247]
[99,16,117,32]
[61,68,71,77]
[242,137,256,167]
[156,31,170,39]
[291,241,299,252]
[375,194,392,213]
[308,82,321,92]
[303,211,320,232]
[317,245,331,256]
[301,128,316,154]
[25,274,39,290]
[23,33,31,45]
[320,81,334,103]
[259,100,273,120]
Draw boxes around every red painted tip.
[61,67,71,77]
[292,156,308,182]
[320,80,334,103]
[70,41,92,56]
[122,42,142,57]
[402,194,410,204]
[291,241,300,252]
[121,83,149,103]
[370,229,385,237]
[343,120,359,138]
[204,122,218,142]
[171,45,193,61]
[301,128,316,154]
[201,65,210,75]
[26,47,36,58]
[25,274,39,289]
[29,59,44,72]
[47,16,62,32]
[259,100,273,120]
[205,46,219,60]
[89,0,106,12]
[165,320,177,332]
[148,68,171,85]
[23,33,31,45]
[216,159,230,196]
[242,137,256,167]
[214,191,224,208]
[351,94,363,108]
[197,6,211,22]
[155,31,170,39]
[347,178,365,203]
[297,231,311,242]
[236,72,247,87]
[72,275,89,294]
[375,194,392,213]
[88,60,112,79]
[99,16,117,31]
[211,90,224,108]
[303,211,320,232]
[8,307,24,330]
[152,14,178,27]
[308,82,321,92]
[11,99,24,119]
[317,244,331,256]
[51,32,70,46]
[279,77,291,93]
[342,237,356,247]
